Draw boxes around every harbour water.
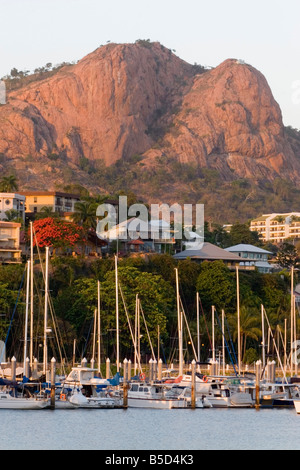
[1,407,300,451]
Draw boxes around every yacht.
[127,382,188,409]
[180,373,253,408]
[0,389,49,409]
[61,366,121,408]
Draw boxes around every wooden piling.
[191,359,196,409]
[50,357,56,410]
[255,360,261,409]
[123,359,128,408]
[106,358,110,379]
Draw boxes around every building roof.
[19,191,80,199]
[173,242,242,261]
[0,221,21,228]
[0,193,25,199]
[225,244,272,254]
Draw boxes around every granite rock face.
[0,42,299,188]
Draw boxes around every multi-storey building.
[225,244,273,273]
[0,221,22,264]
[0,193,26,221]
[19,191,80,216]
[250,212,300,243]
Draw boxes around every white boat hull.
[203,396,229,408]
[127,398,187,409]
[0,394,49,410]
[69,391,116,408]
[294,399,300,413]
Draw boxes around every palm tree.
[71,201,98,230]
[0,174,19,192]
[227,306,261,362]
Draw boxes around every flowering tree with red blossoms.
[32,217,85,250]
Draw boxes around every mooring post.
[11,356,16,382]
[106,358,110,379]
[191,359,196,409]
[255,360,261,409]
[50,357,56,410]
[25,357,30,380]
[123,359,128,408]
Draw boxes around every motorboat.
[68,387,116,408]
[127,382,188,408]
[180,373,253,408]
[60,366,121,408]
[165,385,204,408]
[259,382,300,408]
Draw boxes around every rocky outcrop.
[142,58,300,183]
[0,42,194,166]
[0,42,300,189]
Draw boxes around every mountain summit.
[1,41,300,209]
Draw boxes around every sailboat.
[0,390,49,409]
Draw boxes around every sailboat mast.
[23,260,30,373]
[291,266,294,376]
[97,280,101,374]
[30,221,34,368]
[175,268,183,376]
[222,309,225,376]
[212,305,215,363]
[43,246,49,375]
[261,304,266,369]
[197,292,200,363]
[236,265,241,375]
[115,255,119,372]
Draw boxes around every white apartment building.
[0,193,26,221]
[250,212,300,243]
[0,221,22,264]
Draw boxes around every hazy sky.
[0,0,299,128]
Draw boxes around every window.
[34,197,37,203]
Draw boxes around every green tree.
[0,175,18,192]
[196,261,236,313]
[57,266,174,359]
[230,223,262,246]
[227,306,261,361]
[276,242,300,269]
[71,201,98,231]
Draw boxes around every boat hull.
[294,399,300,413]
[0,396,49,409]
[127,398,187,409]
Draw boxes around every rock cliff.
[0,41,299,192]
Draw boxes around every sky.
[0,0,299,128]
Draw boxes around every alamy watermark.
[95,196,204,246]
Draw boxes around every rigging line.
[262,305,288,384]
[1,267,26,363]
[214,308,238,376]
[33,227,68,371]
[119,283,143,374]
[223,313,238,367]
[81,316,94,359]
[179,296,198,361]
[139,300,156,361]
[198,295,212,350]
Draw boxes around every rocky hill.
[1,41,300,222]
